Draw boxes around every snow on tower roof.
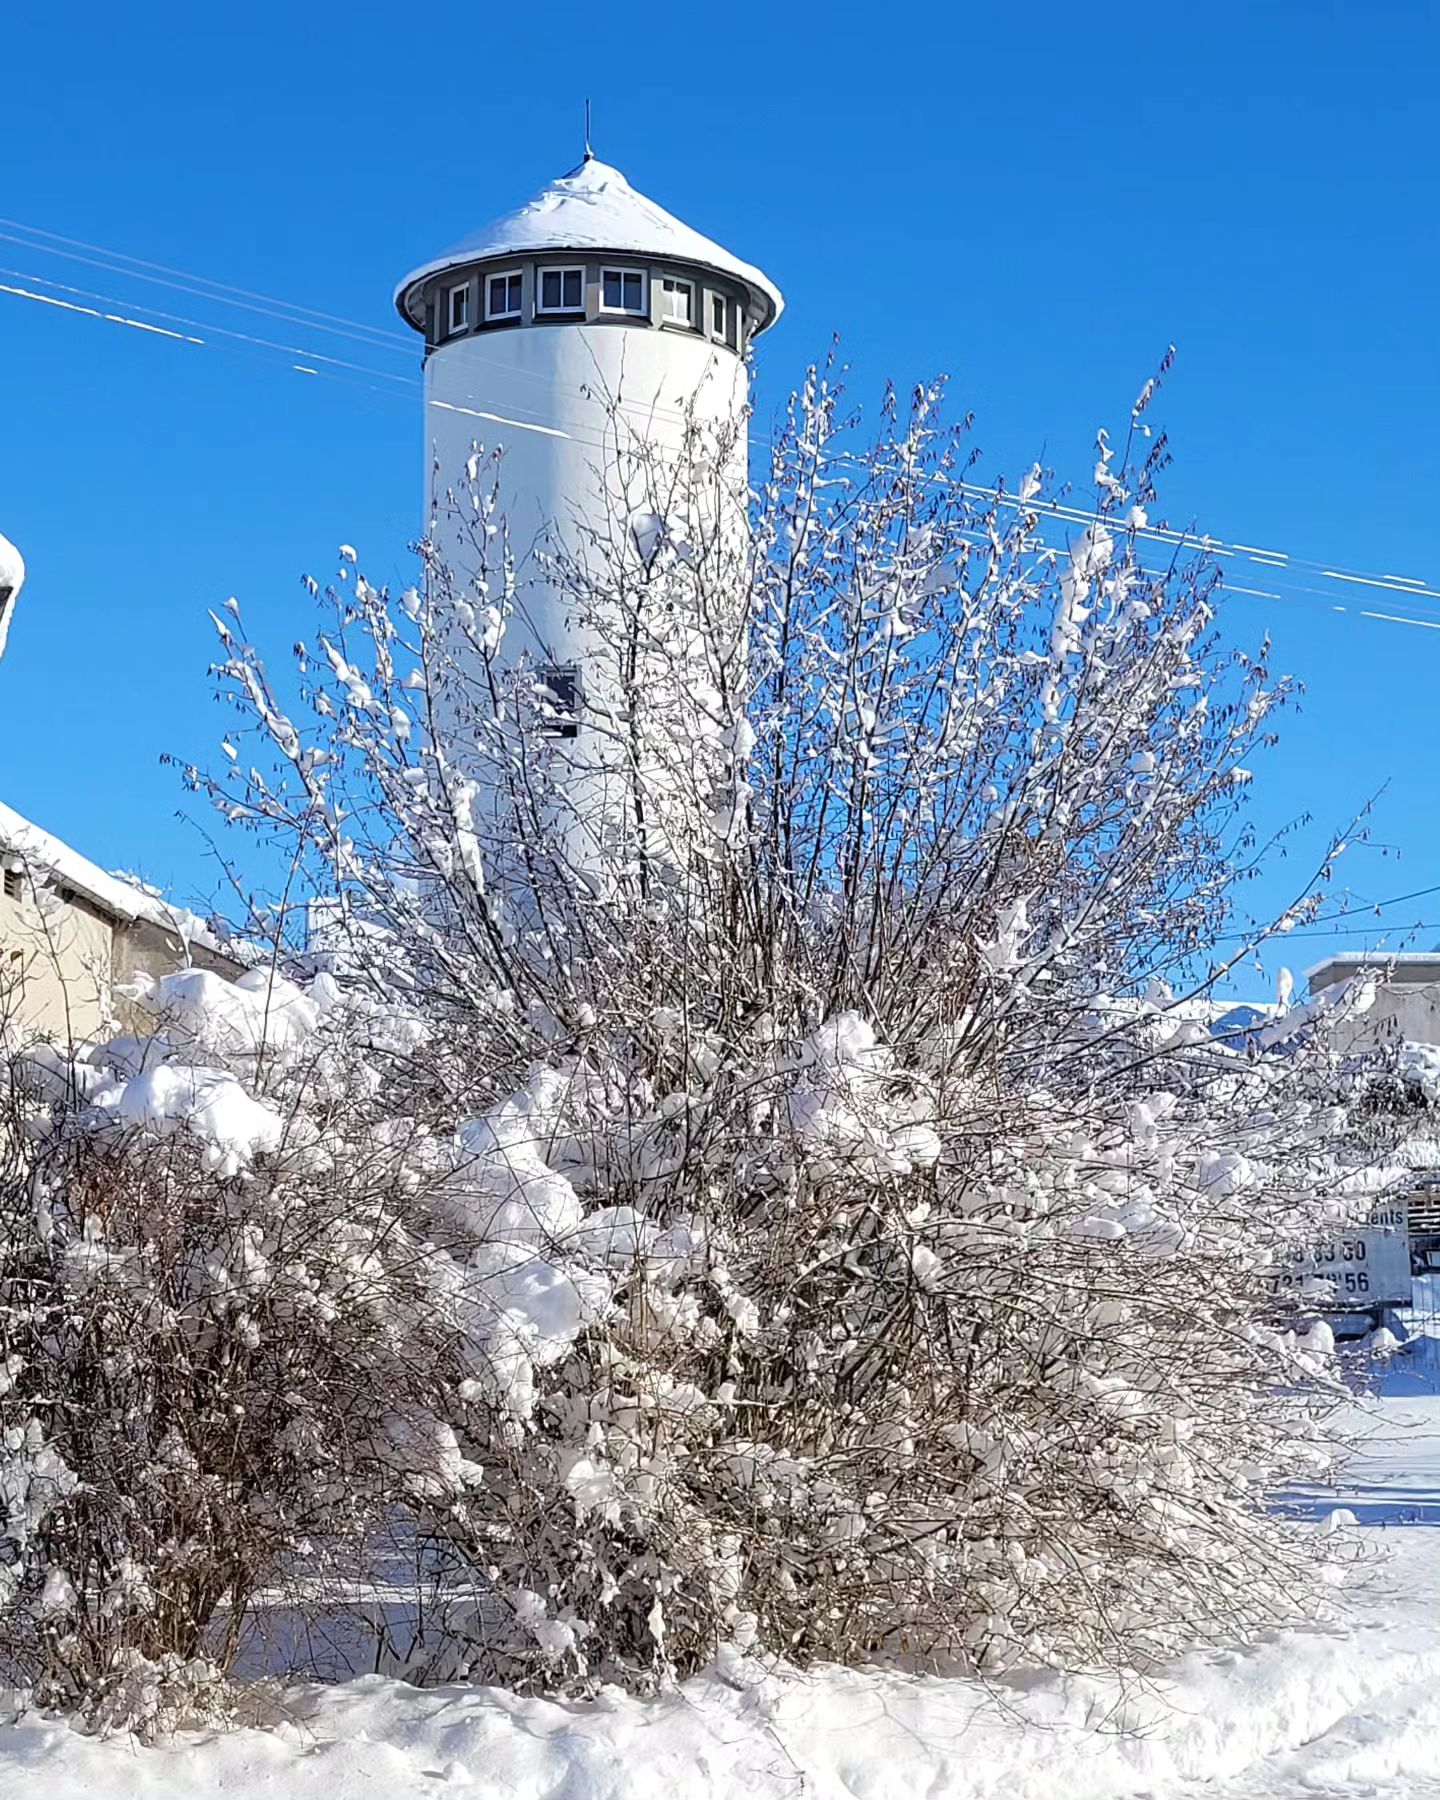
[395,157,783,332]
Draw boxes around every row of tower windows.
[436,261,744,352]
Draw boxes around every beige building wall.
[1308,958,1440,1058]
[1346,982,1440,1054]
[0,880,241,1047]
[111,919,239,1034]
[0,880,116,1044]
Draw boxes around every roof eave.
[1304,951,1440,984]
[394,248,783,336]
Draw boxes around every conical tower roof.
[395,157,782,332]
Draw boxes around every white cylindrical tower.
[394,155,782,892]
[0,533,26,666]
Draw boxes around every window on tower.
[537,665,582,739]
[485,271,524,321]
[447,282,471,335]
[600,268,647,317]
[660,278,694,328]
[709,291,740,350]
[537,266,585,315]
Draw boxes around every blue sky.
[1,0,1437,994]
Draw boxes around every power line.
[1215,883,1440,946]
[938,477,1440,612]
[0,258,759,451]
[0,268,679,453]
[1309,881,1440,924]
[0,218,413,353]
[1236,922,1440,944]
[0,218,1430,597]
[5,218,1440,632]
[0,268,414,383]
[0,223,752,433]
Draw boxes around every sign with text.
[1271,1199,1411,1312]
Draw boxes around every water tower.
[394,153,782,887]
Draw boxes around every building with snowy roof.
[1304,953,1440,1267]
[1307,951,1440,1054]
[394,153,781,883]
[0,531,243,1045]
[0,801,241,1045]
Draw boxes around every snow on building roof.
[0,534,23,597]
[0,799,227,956]
[395,157,783,332]
[1307,951,1440,987]
[0,532,26,663]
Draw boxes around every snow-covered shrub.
[369,1011,1375,1688]
[0,976,486,1724]
[3,360,1399,1713]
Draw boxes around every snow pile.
[428,1241,612,1424]
[441,1075,586,1243]
[139,966,320,1067]
[1399,1040,1440,1100]
[94,1061,283,1175]
[785,1013,940,1180]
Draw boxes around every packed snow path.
[8,1391,1440,1797]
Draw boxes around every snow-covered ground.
[11,1347,1440,1796]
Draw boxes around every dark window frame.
[536,265,586,316]
[537,665,583,739]
[600,267,647,317]
[660,276,694,329]
[484,269,524,322]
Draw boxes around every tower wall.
[424,319,749,631]
[422,319,753,889]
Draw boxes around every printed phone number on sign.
[1269,1265,1375,1297]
